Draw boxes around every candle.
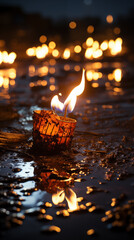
[33,69,85,153]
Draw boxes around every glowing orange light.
[38,66,48,76]
[49,85,56,91]
[93,49,103,58]
[100,41,108,51]
[86,70,93,81]
[39,35,47,43]
[86,37,93,47]
[108,40,115,49]
[64,64,70,71]
[49,59,56,65]
[74,65,81,72]
[113,68,122,82]
[49,77,55,84]
[108,73,114,81]
[106,15,113,24]
[63,48,70,59]
[92,41,99,50]
[26,48,36,57]
[29,65,35,77]
[114,27,121,35]
[9,68,16,79]
[87,25,94,33]
[52,49,59,57]
[3,77,9,89]
[85,48,93,59]
[69,21,77,29]
[0,76,4,87]
[51,69,85,113]
[92,82,99,88]
[74,45,82,53]
[49,41,56,49]
[41,80,47,86]
[49,67,55,74]
[10,79,15,86]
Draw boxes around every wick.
[64,104,68,120]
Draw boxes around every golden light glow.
[64,64,70,71]
[36,45,48,59]
[114,27,121,35]
[39,35,47,43]
[113,68,122,82]
[49,85,56,91]
[38,66,48,76]
[86,70,93,81]
[8,68,16,79]
[110,38,122,55]
[0,76,4,87]
[52,188,78,211]
[69,21,77,29]
[92,41,99,50]
[63,69,85,113]
[86,70,102,81]
[49,77,55,84]
[49,67,55,74]
[0,51,17,64]
[85,48,93,59]
[52,49,59,57]
[106,15,113,24]
[63,48,70,59]
[86,37,93,47]
[49,59,56,65]
[74,65,81,72]
[29,65,35,77]
[92,82,99,88]
[100,41,108,51]
[87,25,94,34]
[74,45,82,53]
[49,41,56,49]
[93,49,103,58]
[51,69,85,113]
[26,47,36,56]
[108,40,115,49]
[108,73,114,80]
[41,80,47,86]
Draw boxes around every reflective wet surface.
[0,59,134,240]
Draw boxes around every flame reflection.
[52,188,78,211]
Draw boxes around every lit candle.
[33,69,85,153]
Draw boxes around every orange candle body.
[33,110,76,153]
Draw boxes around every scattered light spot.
[106,15,113,24]
[74,45,82,53]
[49,41,56,49]
[86,37,93,47]
[87,25,94,33]
[92,82,99,88]
[64,64,70,71]
[39,35,47,43]
[69,21,77,29]
[49,85,56,91]
[114,27,121,35]
[63,48,70,59]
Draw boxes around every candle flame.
[51,69,85,114]
[52,188,78,211]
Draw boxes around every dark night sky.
[0,0,134,21]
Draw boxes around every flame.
[52,190,65,205]
[51,95,64,111]
[65,188,78,211]
[51,69,85,114]
[52,188,78,211]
